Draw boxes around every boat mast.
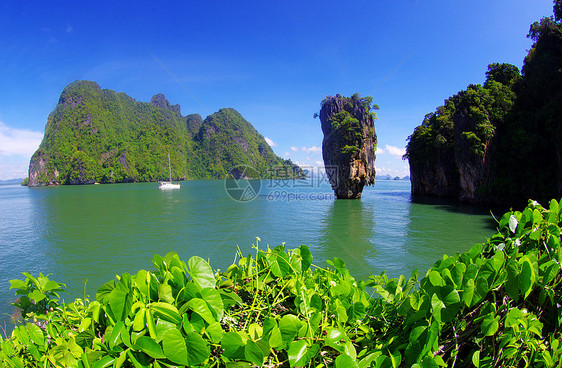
[168,153,172,182]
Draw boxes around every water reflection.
[0,185,54,328]
[317,198,376,281]
[315,183,499,282]
[367,185,412,279]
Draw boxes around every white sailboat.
[159,154,180,189]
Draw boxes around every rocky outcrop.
[150,93,181,115]
[320,94,377,199]
[405,64,519,204]
[409,154,459,197]
[406,0,562,206]
[409,110,495,202]
[185,114,203,135]
[58,80,100,108]
[452,104,496,202]
[28,150,60,186]
[406,93,499,204]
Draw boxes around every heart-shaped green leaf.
[135,336,165,359]
[221,331,245,360]
[245,340,264,367]
[188,256,215,290]
[185,331,210,366]
[162,329,188,366]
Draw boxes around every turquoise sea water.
[0,179,500,329]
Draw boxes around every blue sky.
[0,0,555,180]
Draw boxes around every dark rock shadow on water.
[411,195,502,231]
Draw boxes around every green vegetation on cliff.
[3,199,562,367]
[319,93,378,199]
[321,93,378,156]
[194,108,298,179]
[405,1,562,205]
[29,81,301,186]
[405,62,518,161]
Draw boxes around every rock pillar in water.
[320,94,377,199]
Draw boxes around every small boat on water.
[159,181,180,189]
[159,154,180,189]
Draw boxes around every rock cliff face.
[406,4,562,206]
[409,111,496,202]
[320,94,377,199]
[407,90,501,204]
[452,105,496,202]
[406,83,505,204]
[28,80,301,186]
[408,153,459,198]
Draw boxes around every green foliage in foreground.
[3,199,562,367]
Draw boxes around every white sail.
[159,153,180,189]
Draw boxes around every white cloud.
[264,137,276,147]
[0,122,43,180]
[66,25,73,33]
[384,145,406,157]
[290,146,299,152]
[284,151,291,157]
[302,146,321,154]
[0,161,29,180]
[0,122,43,156]
[376,166,395,175]
[376,146,384,154]
[294,160,324,169]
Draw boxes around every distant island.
[0,178,25,185]
[375,175,409,181]
[28,81,302,187]
[405,5,562,206]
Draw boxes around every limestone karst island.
[28,80,301,187]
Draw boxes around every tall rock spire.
[320,94,378,199]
